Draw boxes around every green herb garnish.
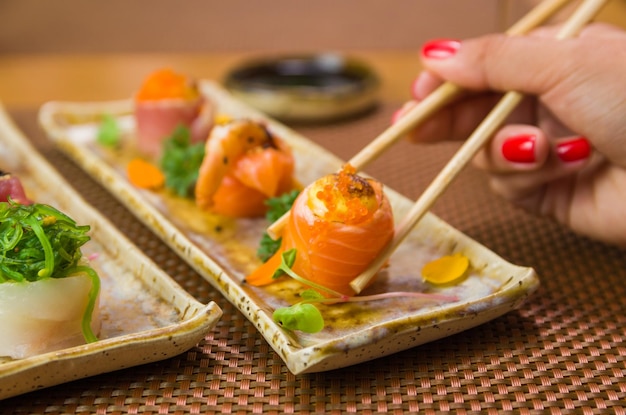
[257,190,300,262]
[271,249,458,334]
[0,201,100,342]
[159,125,206,197]
[97,114,121,147]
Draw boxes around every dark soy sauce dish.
[224,54,380,123]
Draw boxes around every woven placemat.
[2,105,625,414]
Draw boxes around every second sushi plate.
[39,81,540,374]
[0,107,222,399]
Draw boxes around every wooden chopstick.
[350,0,610,294]
[266,0,574,240]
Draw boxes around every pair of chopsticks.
[349,0,609,293]
[268,0,610,294]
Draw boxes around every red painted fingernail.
[502,134,537,163]
[556,137,591,162]
[421,39,461,59]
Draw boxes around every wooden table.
[1,53,625,414]
[0,52,420,109]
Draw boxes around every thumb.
[420,34,583,95]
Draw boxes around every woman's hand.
[396,23,626,246]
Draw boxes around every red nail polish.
[556,137,591,162]
[502,134,536,163]
[421,39,461,59]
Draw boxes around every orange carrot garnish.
[127,158,165,190]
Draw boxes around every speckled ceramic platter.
[0,107,222,400]
[39,80,540,375]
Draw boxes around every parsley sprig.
[257,190,300,262]
[159,126,206,197]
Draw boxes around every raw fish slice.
[134,69,214,158]
[195,120,296,217]
[0,273,101,359]
[233,137,295,197]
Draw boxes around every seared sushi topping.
[310,164,378,224]
[135,68,199,101]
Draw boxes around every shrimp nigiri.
[246,165,394,296]
[134,68,214,158]
[195,119,296,217]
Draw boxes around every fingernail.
[502,134,537,163]
[391,107,404,124]
[410,77,420,100]
[391,101,414,124]
[556,137,591,162]
[421,39,461,59]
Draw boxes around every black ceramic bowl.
[224,53,380,122]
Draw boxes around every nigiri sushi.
[246,165,394,296]
[134,68,214,158]
[0,170,32,205]
[194,119,297,217]
[0,272,100,359]
[0,180,100,359]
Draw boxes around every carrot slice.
[127,158,165,189]
[245,247,284,286]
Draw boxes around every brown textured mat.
[2,104,625,414]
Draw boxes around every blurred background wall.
[1,0,500,53]
[1,0,624,109]
[0,0,544,54]
[2,0,624,54]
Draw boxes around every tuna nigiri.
[195,119,297,217]
[0,178,100,359]
[246,165,394,296]
[134,68,214,158]
[0,170,32,205]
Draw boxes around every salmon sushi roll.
[247,165,394,296]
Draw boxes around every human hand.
[396,23,626,246]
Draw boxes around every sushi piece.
[134,68,214,158]
[0,170,32,205]
[194,119,297,217]
[0,273,100,359]
[246,165,394,296]
[0,183,101,359]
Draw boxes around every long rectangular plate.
[39,80,539,374]
[0,106,222,399]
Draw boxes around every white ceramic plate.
[0,107,222,400]
[39,80,540,375]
